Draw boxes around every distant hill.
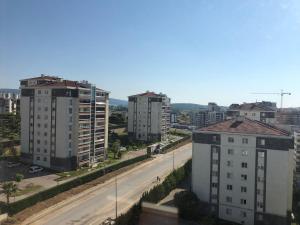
[171,103,207,112]
[0,88,20,94]
[110,98,128,106]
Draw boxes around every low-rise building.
[192,117,294,225]
[226,102,277,124]
[20,75,109,171]
[128,91,171,142]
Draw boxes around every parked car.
[7,161,21,168]
[29,166,44,174]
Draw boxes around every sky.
[0,0,300,107]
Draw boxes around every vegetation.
[12,184,42,197]
[2,182,18,204]
[0,114,20,140]
[110,140,121,159]
[1,154,149,215]
[115,159,192,225]
[15,173,24,183]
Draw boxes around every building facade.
[192,117,294,225]
[128,91,171,142]
[191,103,225,128]
[20,75,109,171]
[0,90,20,114]
[226,102,277,124]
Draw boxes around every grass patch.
[12,184,42,197]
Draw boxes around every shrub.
[174,191,201,220]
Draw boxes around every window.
[228,137,234,143]
[211,195,218,200]
[227,184,233,190]
[43,157,47,162]
[226,196,232,203]
[36,156,40,161]
[212,147,218,153]
[44,132,47,137]
[37,123,41,128]
[227,160,233,167]
[260,139,265,145]
[257,202,264,209]
[69,116,73,122]
[212,135,217,142]
[69,134,72,139]
[258,164,264,170]
[44,140,48,145]
[228,149,234,155]
[44,115,48,120]
[241,162,248,168]
[37,139,40,144]
[212,171,218,176]
[212,183,218,188]
[252,113,256,116]
[69,125,72,131]
[38,90,41,94]
[257,189,262,195]
[44,124,48,128]
[69,108,72,114]
[69,142,72,148]
[37,115,41,119]
[240,199,247,205]
[226,208,232,215]
[258,152,265,158]
[241,174,247,181]
[227,173,233,179]
[70,99,73,105]
[241,211,247,218]
[44,149,47,153]
[257,177,264,182]
[242,150,248,156]
[241,186,247,193]
[212,159,218,164]
[242,138,248,144]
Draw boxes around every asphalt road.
[22,143,192,225]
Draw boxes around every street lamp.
[115,176,118,219]
[173,151,175,171]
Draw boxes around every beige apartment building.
[192,117,294,225]
[128,91,171,142]
[20,75,109,171]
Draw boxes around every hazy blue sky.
[1,0,300,106]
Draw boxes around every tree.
[2,182,17,204]
[15,173,24,183]
[111,140,121,159]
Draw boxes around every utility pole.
[115,176,118,220]
[173,151,175,171]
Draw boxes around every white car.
[29,166,44,174]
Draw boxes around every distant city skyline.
[1,0,300,107]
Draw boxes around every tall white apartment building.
[128,91,171,142]
[192,117,294,225]
[227,102,277,124]
[20,75,109,171]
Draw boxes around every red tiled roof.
[198,118,290,136]
[130,91,162,97]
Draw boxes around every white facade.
[128,92,170,142]
[192,118,294,225]
[20,75,109,171]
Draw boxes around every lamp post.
[173,151,175,171]
[115,176,118,220]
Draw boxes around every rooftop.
[228,102,276,112]
[197,117,290,136]
[129,91,166,98]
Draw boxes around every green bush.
[115,159,192,225]
[2,154,149,215]
[174,191,201,220]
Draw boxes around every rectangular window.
[69,134,72,139]
[227,184,233,190]
[260,139,265,145]
[36,156,40,161]
[241,162,248,168]
[242,138,248,144]
[212,183,218,188]
[258,152,265,158]
[242,150,248,156]
[257,202,264,209]
[227,173,233,179]
[257,189,262,195]
[241,174,247,181]
[226,196,232,203]
[241,211,247,218]
[43,157,47,162]
[227,160,233,167]
[257,177,264,182]
[228,137,234,143]
[212,147,218,153]
[212,136,217,142]
[44,149,47,153]
[37,140,40,144]
[228,149,234,155]
[212,171,218,176]
[212,159,218,164]
[69,108,72,114]
[44,124,48,128]
[38,90,41,94]
[240,199,247,205]
[241,186,247,193]
[44,132,47,137]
